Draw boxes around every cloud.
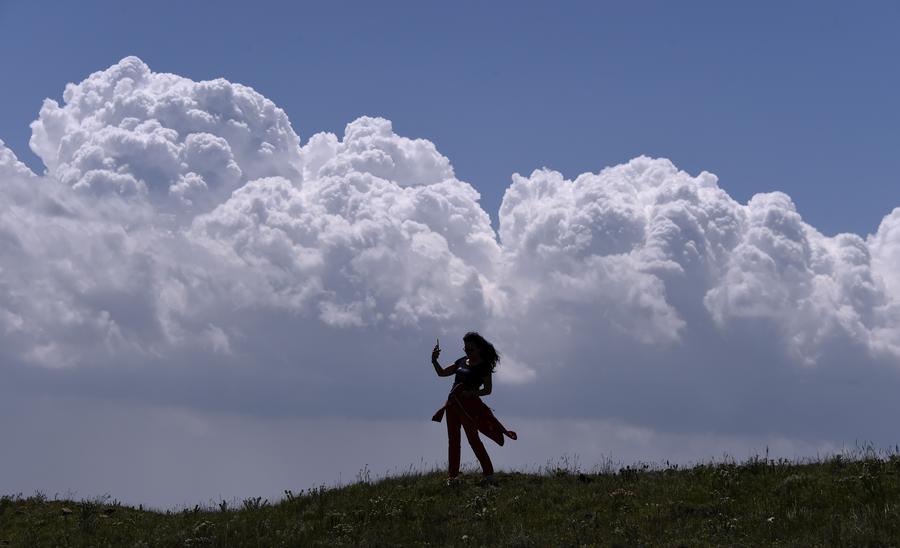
[491,158,899,372]
[2,56,900,454]
[189,115,501,328]
[29,56,301,219]
[302,116,455,187]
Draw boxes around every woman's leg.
[446,407,462,478]
[462,420,494,476]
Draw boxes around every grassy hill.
[3,452,900,546]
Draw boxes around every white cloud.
[870,208,900,299]
[29,56,301,219]
[489,157,900,372]
[2,56,900,472]
[304,116,455,187]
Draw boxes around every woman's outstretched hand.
[431,338,441,363]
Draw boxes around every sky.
[1,1,899,509]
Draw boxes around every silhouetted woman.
[431,331,517,486]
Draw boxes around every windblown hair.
[464,331,500,373]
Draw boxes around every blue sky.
[1,1,897,236]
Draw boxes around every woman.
[431,331,517,486]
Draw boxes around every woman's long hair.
[464,331,500,373]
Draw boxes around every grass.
[3,449,900,546]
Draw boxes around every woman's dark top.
[452,357,490,390]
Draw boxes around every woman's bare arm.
[431,340,461,377]
[432,360,460,377]
[475,375,492,397]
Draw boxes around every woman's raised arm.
[431,342,460,377]
[432,360,460,377]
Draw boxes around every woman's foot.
[446,477,461,487]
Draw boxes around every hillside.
[2,454,899,546]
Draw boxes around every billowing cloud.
[2,56,900,454]
[29,56,301,219]
[490,159,899,381]
[190,115,500,330]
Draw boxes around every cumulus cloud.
[190,115,500,330]
[490,158,899,376]
[29,56,301,219]
[2,56,900,452]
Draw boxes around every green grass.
[3,451,900,546]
